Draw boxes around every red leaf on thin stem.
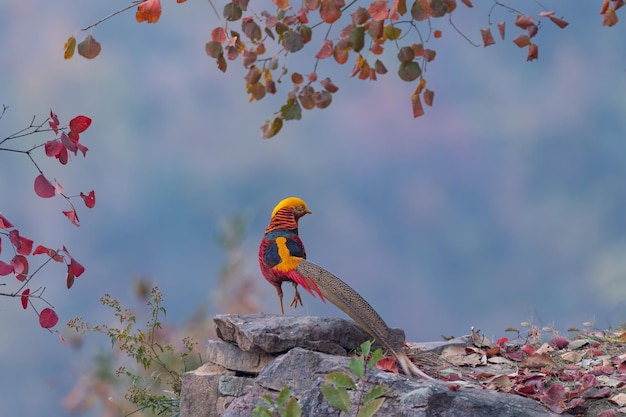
[80,190,96,208]
[34,174,56,198]
[21,289,30,309]
[39,308,59,329]
[33,245,64,262]
[480,28,495,47]
[0,260,13,275]
[11,255,29,281]
[0,213,14,229]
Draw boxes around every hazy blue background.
[1,1,625,415]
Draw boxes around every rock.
[222,348,558,417]
[213,312,404,355]
[206,340,274,373]
[180,314,561,417]
[179,363,234,417]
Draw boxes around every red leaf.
[513,34,530,48]
[21,289,30,309]
[49,110,59,134]
[211,27,228,42]
[0,260,13,276]
[521,344,535,356]
[376,357,399,373]
[603,8,618,27]
[549,16,569,28]
[321,77,339,93]
[423,88,434,106]
[515,14,535,29]
[11,255,29,281]
[57,146,69,165]
[527,43,538,61]
[58,333,68,346]
[80,190,96,208]
[460,0,472,6]
[44,140,63,157]
[67,266,75,289]
[320,0,342,23]
[368,0,389,20]
[480,28,495,47]
[34,174,56,198]
[539,383,566,414]
[497,337,508,347]
[497,22,505,40]
[63,247,85,277]
[315,39,334,59]
[136,0,162,23]
[63,208,80,227]
[411,93,424,118]
[0,213,14,229]
[9,229,33,255]
[39,308,59,329]
[33,245,64,262]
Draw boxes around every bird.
[259,197,436,381]
[258,196,326,315]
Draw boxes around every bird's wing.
[295,259,437,381]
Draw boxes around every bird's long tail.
[295,259,436,381]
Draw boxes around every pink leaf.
[0,260,13,275]
[315,39,334,59]
[49,109,60,134]
[0,213,14,229]
[45,139,63,157]
[368,0,389,20]
[39,308,59,329]
[21,289,30,309]
[63,208,80,227]
[60,132,77,153]
[34,174,56,198]
[11,255,29,281]
[9,229,34,255]
[80,190,96,208]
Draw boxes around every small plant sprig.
[321,340,390,417]
[252,387,302,417]
[67,286,203,416]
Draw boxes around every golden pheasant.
[258,197,436,380]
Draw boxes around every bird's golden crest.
[271,196,310,217]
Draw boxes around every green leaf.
[363,385,390,402]
[326,372,356,389]
[349,356,365,379]
[397,46,415,63]
[367,348,384,369]
[205,41,223,59]
[280,98,302,121]
[277,387,292,407]
[359,340,372,357]
[356,397,386,417]
[284,397,302,417]
[398,61,421,81]
[321,383,351,413]
[384,24,402,40]
[282,30,304,52]
[253,406,273,417]
[349,27,365,53]
[223,3,243,21]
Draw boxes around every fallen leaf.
[522,353,557,369]
[561,351,582,363]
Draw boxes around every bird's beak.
[306,208,312,215]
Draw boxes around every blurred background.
[1,1,626,415]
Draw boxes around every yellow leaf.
[64,36,76,60]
